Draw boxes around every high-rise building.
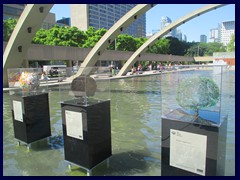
[160,16,179,39]
[183,35,187,42]
[160,16,172,29]
[200,35,207,43]
[3,4,56,30]
[70,4,146,37]
[41,13,56,30]
[219,20,235,46]
[209,28,219,43]
[209,20,235,45]
[176,29,182,41]
[160,16,172,38]
[57,17,71,27]
[3,4,25,20]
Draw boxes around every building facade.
[160,16,173,38]
[160,16,182,40]
[3,4,56,30]
[183,35,187,42]
[3,4,25,20]
[41,13,56,30]
[160,16,172,29]
[56,17,71,27]
[209,28,219,43]
[209,20,235,45]
[70,4,146,37]
[219,20,235,46]
[200,34,207,43]
[176,29,183,41]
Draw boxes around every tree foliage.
[3,18,17,41]
[82,27,107,48]
[3,18,231,58]
[227,34,235,52]
[116,34,138,51]
[33,25,86,47]
[185,42,226,57]
[148,38,170,54]
[166,37,190,56]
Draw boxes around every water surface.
[3,71,235,176]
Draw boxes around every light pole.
[197,45,200,56]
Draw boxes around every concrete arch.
[73,4,155,78]
[117,4,226,76]
[3,4,226,86]
[3,4,53,87]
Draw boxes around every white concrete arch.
[117,4,226,76]
[73,4,155,78]
[3,4,226,86]
[3,4,53,87]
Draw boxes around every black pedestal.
[11,92,51,144]
[161,108,227,176]
[61,99,112,170]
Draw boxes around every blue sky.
[50,4,235,42]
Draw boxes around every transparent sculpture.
[161,64,229,125]
[59,66,111,106]
[7,68,48,96]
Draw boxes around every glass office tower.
[71,4,146,37]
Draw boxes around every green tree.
[227,34,235,52]
[185,42,198,56]
[185,42,226,57]
[166,37,189,56]
[82,27,107,48]
[148,38,170,54]
[3,18,17,41]
[205,42,226,55]
[116,34,138,51]
[32,28,48,44]
[32,25,86,47]
[135,37,148,49]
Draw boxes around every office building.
[200,35,207,43]
[3,4,56,30]
[209,28,219,43]
[57,17,71,27]
[160,16,179,39]
[209,20,235,45]
[160,16,172,29]
[3,4,25,20]
[176,29,182,41]
[219,20,235,46]
[70,4,146,37]
[183,35,187,42]
[41,13,56,30]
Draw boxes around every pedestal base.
[61,99,112,170]
[161,108,227,176]
[11,92,51,144]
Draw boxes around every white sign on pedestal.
[65,110,83,140]
[13,100,23,122]
[170,129,207,176]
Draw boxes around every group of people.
[108,62,184,76]
[131,63,163,74]
[41,71,50,80]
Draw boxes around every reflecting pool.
[3,70,235,176]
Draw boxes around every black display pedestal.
[11,92,51,148]
[161,108,227,176]
[61,99,112,175]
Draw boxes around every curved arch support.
[3,4,53,87]
[117,4,226,76]
[73,4,155,78]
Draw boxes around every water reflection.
[3,71,234,176]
